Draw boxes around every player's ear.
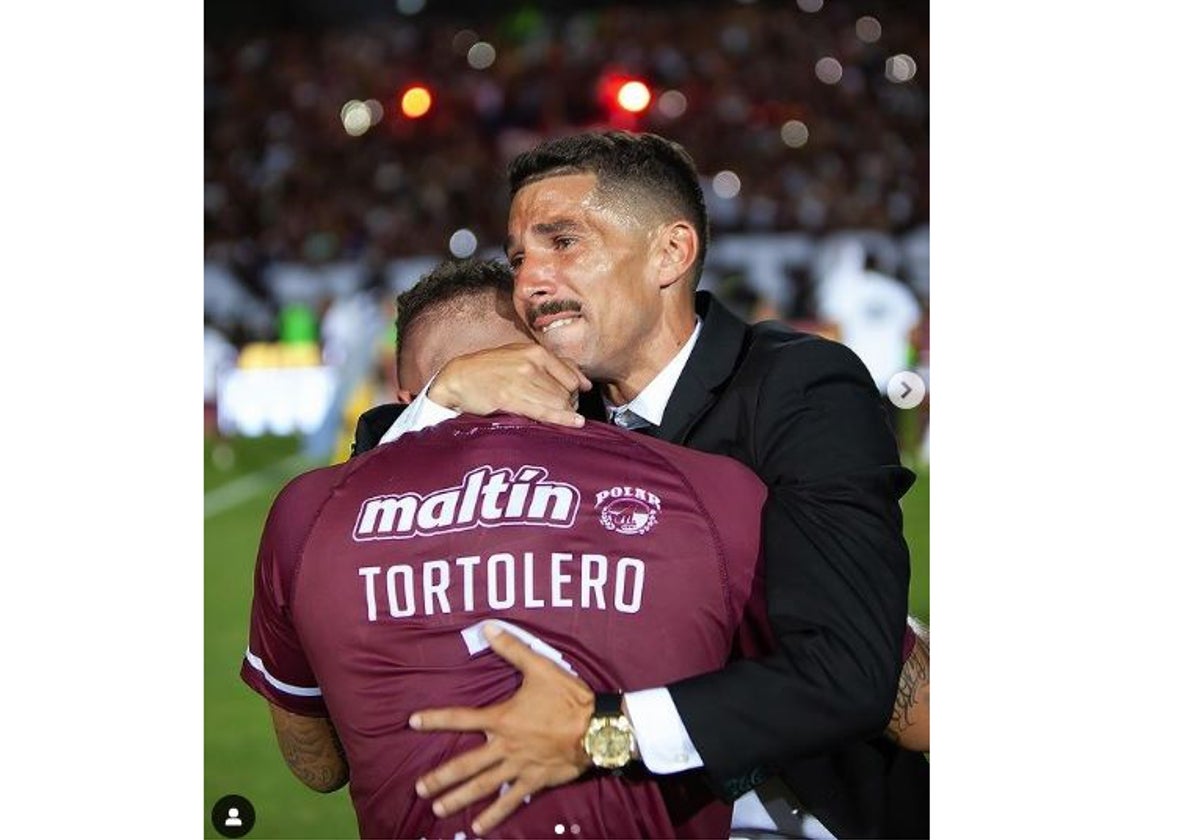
[397,389,414,405]
[654,221,699,290]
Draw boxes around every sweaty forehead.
[510,173,599,221]
[506,172,654,251]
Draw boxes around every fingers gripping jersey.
[242,415,767,839]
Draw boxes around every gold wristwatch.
[582,692,636,769]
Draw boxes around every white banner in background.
[217,367,336,437]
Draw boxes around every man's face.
[506,172,666,382]
[397,290,531,399]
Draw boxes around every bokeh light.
[815,57,843,85]
[856,16,883,43]
[616,80,652,113]
[713,170,742,199]
[451,29,478,55]
[467,41,496,70]
[781,119,810,148]
[340,100,372,136]
[657,89,688,119]
[396,0,425,15]
[448,228,478,258]
[364,99,383,126]
[885,54,918,83]
[399,85,433,118]
[797,0,824,13]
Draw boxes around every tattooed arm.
[268,703,350,793]
[885,617,930,752]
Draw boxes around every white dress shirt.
[378,373,459,444]
[603,319,701,432]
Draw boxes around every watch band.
[594,692,623,717]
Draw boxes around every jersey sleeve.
[240,468,337,717]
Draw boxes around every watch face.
[587,721,631,768]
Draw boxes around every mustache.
[524,299,583,330]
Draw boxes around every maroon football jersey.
[242,414,767,839]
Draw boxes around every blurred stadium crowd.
[204,0,929,456]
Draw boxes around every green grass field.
[204,433,930,838]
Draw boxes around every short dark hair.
[394,258,514,369]
[508,131,709,287]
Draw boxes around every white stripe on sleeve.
[244,648,323,697]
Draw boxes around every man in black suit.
[364,132,927,838]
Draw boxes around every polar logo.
[595,486,661,535]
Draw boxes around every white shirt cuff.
[378,375,460,444]
[624,687,704,774]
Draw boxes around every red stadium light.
[616,80,651,113]
[399,85,433,118]
[597,72,653,121]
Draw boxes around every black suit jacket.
[351,292,927,837]
[580,292,925,838]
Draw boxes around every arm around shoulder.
[668,336,914,783]
[755,337,914,731]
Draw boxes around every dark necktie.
[612,408,656,436]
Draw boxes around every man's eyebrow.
[506,219,584,256]
[533,219,583,236]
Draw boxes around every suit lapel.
[656,292,749,443]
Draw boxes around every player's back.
[288,414,766,838]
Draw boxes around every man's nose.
[515,257,558,301]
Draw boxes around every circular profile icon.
[599,497,658,535]
[212,793,256,838]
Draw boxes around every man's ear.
[397,389,414,405]
[655,221,699,289]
